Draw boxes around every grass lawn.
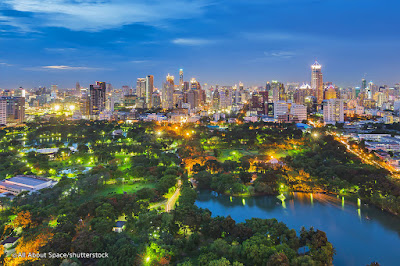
[97,182,156,197]
[219,148,259,162]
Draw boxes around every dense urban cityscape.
[0,61,399,265]
[1,0,400,265]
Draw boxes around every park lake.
[196,190,400,266]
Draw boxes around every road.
[329,132,400,178]
[165,179,182,212]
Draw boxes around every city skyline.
[1,0,400,88]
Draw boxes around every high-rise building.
[271,80,280,103]
[80,88,90,117]
[76,82,80,94]
[89,82,106,116]
[162,74,174,109]
[146,75,154,108]
[136,78,146,98]
[183,81,190,92]
[323,99,344,124]
[274,101,289,119]
[122,85,130,96]
[0,98,6,126]
[361,78,367,89]
[250,91,268,115]
[1,97,25,124]
[290,104,307,122]
[325,85,337,100]
[179,69,184,87]
[190,78,201,90]
[278,83,286,101]
[311,61,323,104]
[106,83,114,112]
[212,88,220,110]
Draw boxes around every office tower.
[173,91,184,108]
[290,104,307,122]
[0,98,6,125]
[271,80,280,103]
[190,78,201,90]
[278,83,286,101]
[136,78,146,98]
[361,78,367,92]
[106,83,114,112]
[187,89,199,110]
[89,82,106,116]
[1,97,25,124]
[323,99,344,124]
[274,101,289,119]
[152,93,161,109]
[311,61,323,104]
[266,82,271,94]
[162,74,174,109]
[145,75,154,108]
[76,82,80,94]
[250,91,268,115]
[325,85,337,100]
[122,85,130,96]
[50,85,58,100]
[233,83,242,104]
[212,88,220,110]
[80,88,90,117]
[179,69,184,87]
[183,81,190,92]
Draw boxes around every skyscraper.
[271,80,280,103]
[162,74,174,109]
[1,97,25,124]
[76,82,80,94]
[80,88,90,117]
[0,98,6,126]
[323,99,344,124]
[89,81,106,115]
[311,61,323,104]
[212,88,220,110]
[146,75,154,109]
[179,69,184,87]
[106,83,114,112]
[136,78,146,98]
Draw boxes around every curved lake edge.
[195,190,400,266]
[202,188,400,217]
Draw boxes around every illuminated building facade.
[311,61,323,104]
[89,81,106,115]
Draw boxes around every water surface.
[196,191,400,266]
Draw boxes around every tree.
[157,175,177,194]
[267,252,289,266]
[179,186,197,207]
[77,144,89,153]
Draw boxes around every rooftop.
[5,176,49,187]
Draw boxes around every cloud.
[45,48,77,53]
[2,0,211,32]
[0,14,34,33]
[242,32,317,42]
[264,51,296,59]
[130,60,150,64]
[0,62,13,66]
[249,50,297,63]
[25,65,108,71]
[172,38,215,46]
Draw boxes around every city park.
[0,118,397,265]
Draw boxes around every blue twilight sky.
[0,0,400,90]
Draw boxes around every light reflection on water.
[196,191,400,266]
